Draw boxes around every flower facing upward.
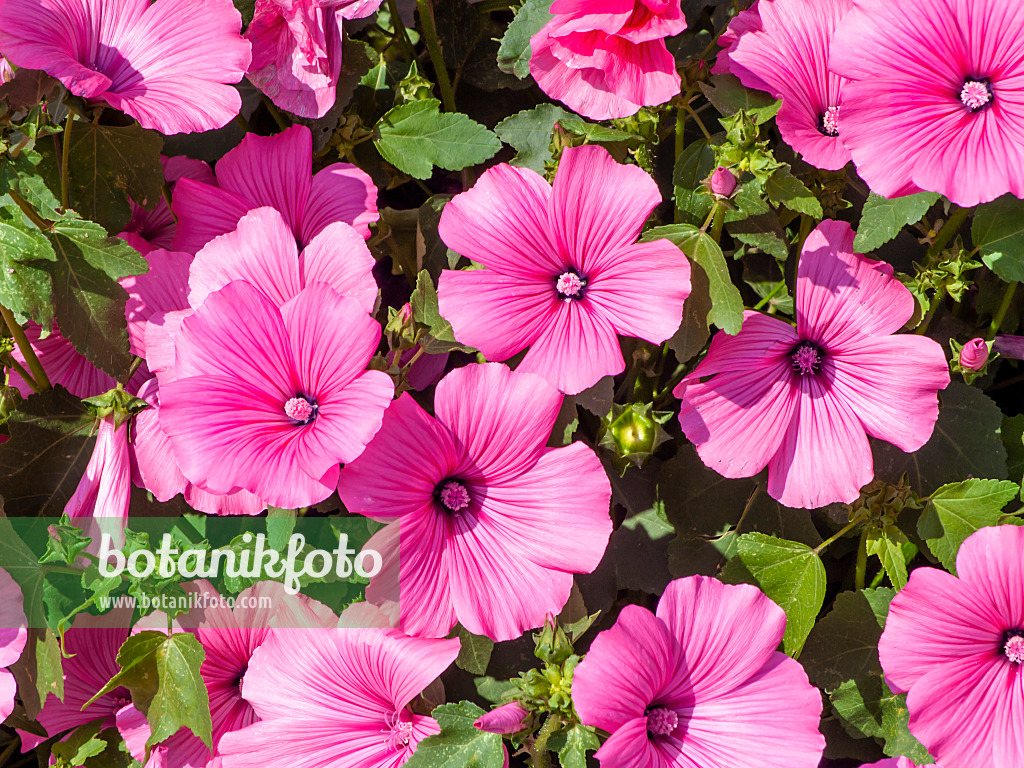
[438,144,690,395]
[829,0,1024,206]
[879,525,1024,768]
[337,363,612,641]
[0,0,251,134]
[216,627,460,768]
[157,280,393,509]
[573,575,825,767]
[674,220,949,508]
[725,0,854,170]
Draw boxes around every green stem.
[2,354,39,393]
[813,519,860,556]
[60,113,73,210]
[529,714,561,768]
[386,0,417,60]
[416,0,456,112]
[8,190,52,232]
[753,280,788,311]
[261,94,289,131]
[0,304,50,389]
[926,205,971,259]
[987,281,1018,340]
[914,292,943,335]
[855,527,869,591]
[708,202,726,243]
[684,104,711,141]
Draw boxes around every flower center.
[436,479,471,512]
[555,269,586,300]
[960,79,993,112]
[646,707,678,736]
[383,711,415,752]
[1003,630,1024,663]
[284,396,317,424]
[790,340,824,376]
[818,105,840,137]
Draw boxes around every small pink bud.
[399,303,412,323]
[710,166,737,197]
[0,57,12,85]
[959,338,989,370]
[474,702,529,735]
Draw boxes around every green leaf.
[474,676,517,704]
[495,104,573,173]
[642,224,744,335]
[42,216,149,380]
[0,386,96,518]
[65,121,165,234]
[410,269,474,354]
[672,139,716,226]
[266,507,296,552]
[51,719,108,766]
[973,194,1024,282]
[36,628,65,705]
[722,532,825,657]
[0,203,55,324]
[621,501,674,540]
[765,166,822,218]
[665,261,712,364]
[917,478,1019,573]
[557,118,637,143]
[0,514,53,630]
[699,74,782,124]
[830,675,932,763]
[854,192,939,253]
[405,702,505,768]
[455,625,494,676]
[557,724,601,768]
[0,153,63,220]
[496,0,553,78]
[864,526,909,590]
[91,631,213,750]
[374,100,501,180]
[40,514,92,566]
[873,383,1008,495]
[801,588,893,692]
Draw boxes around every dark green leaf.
[51,719,107,766]
[374,100,501,180]
[0,203,55,324]
[665,260,712,364]
[405,701,505,768]
[0,513,50,629]
[410,269,474,354]
[455,625,493,676]
[699,74,781,124]
[496,0,553,78]
[0,153,63,220]
[830,675,932,764]
[854,192,939,253]
[721,532,825,657]
[495,104,573,173]
[672,139,716,226]
[973,194,1024,282]
[43,216,148,380]
[65,121,165,234]
[642,224,744,335]
[873,383,1008,496]
[35,628,64,705]
[765,166,822,218]
[918,478,1019,573]
[801,588,893,692]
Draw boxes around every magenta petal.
[434,363,562,482]
[299,221,378,313]
[10,323,115,399]
[797,220,916,343]
[0,669,16,723]
[64,417,131,549]
[301,162,379,242]
[594,716,672,768]
[171,178,256,255]
[131,378,188,502]
[474,702,529,735]
[0,568,27,668]
[955,526,1024,630]
[121,249,193,357]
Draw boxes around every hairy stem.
[60,113,73,210]
[529,714,562,768]
[416,0,456,112]
[0,304,50,390]
[926,204,971,259]
[987,281,1018,339]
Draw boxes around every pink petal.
[433,363,562,483]
[64,417,131,549]
[9,323,115,399]
[593,716,673,768]
[131,378,188,502]
[299,221,378,313]
[301,162,379,242]
[797,220,916,342]
[144,308,193,376]
[474,702,529,735]
[0,669,16,723]
[0,568,26,668]
[121,248,193,357]
[171,178,257,255]
[955,525,1024,637]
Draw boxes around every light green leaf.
[375,100,501,180]
[973,194,1024,282]
[36,627,65,705]
[722,532,826,657]
[865,526,909,590]
[854,192,939,253]
[642,224,744,335]
[557,724,601,768]
[494,104,572,173]
[830,674,932,763]
[405,702,505,768]
[410,269,475,354]
[496,0,552,78]
[621,501,674,540]
[672,139,716,226]
[918,478,1019,573]
[765,166,822,218]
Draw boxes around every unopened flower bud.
[959,337,989,370]
[710,166,738,197]
[534,615,573,665]
[474,702,530,735]
[0,57,13,85]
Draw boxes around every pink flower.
[438,145,690,395]
[337,363,612,641]
[674,220,949,508]
[157,280,393,509]
[120,157,216,255]
[573,575,825,767]
[879,524,1024,768]
[474,702,529,735]
[171,124,377,254]
[0,567,27,723]
[187,206,378,313]
[712,1,764,86]
[216,627,460,768]
[64,415,131,549]
[245,0,383,119]
[829,0,1024,206]
[725,0,853,171]
[0,0,251,134]
[529,0,686,119]
[959,338,989,370]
